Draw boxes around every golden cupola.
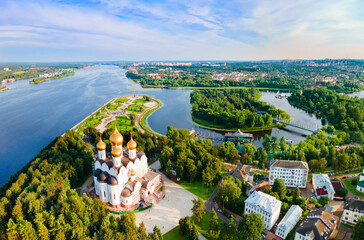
[127,134,137,150]
[111,146,122,157]
[110,122,123,146]
[130,168,136,176]
[96,136,106,151]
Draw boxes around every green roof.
[357,181,364,188]
[360,173,364,177]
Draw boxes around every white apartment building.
[244,191,282,230]
[269,160,309,188]
[312,173,335,200]
[341,199,364,225]
[275,205,303,239]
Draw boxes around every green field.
[177,169,227,200]
[344,177,364,197]
[114,98,128,104]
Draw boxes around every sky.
[0,0,364,62]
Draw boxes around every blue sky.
[0,0,363,62]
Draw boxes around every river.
[0,65,360,186]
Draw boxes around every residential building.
[269,160,309,188]
[276,205,303,239]
[341,199,364,225]
[295,208,338,240]
[312,174,335,200]
[244,191,282,230]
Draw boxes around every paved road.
[135,100,159,133]
[80,175,93,196]
[134,161,197,234]
[205,171,231,223]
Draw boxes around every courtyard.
[134,161,197,234]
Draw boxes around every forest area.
[288,88,364,143]
[190,89,290,130]
[0,131,163,239]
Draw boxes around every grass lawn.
[195,211,224,240]
[178,169,227,200]
[127,104,143,113]
[114,97,128,104]
[134,98,150,104]
[163,226,186,240]
[83,116,103,128]
[344,177,364,197]
[334,169,362,177]
[107,103,119,111]
[163,211,224,240]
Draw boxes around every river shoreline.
[0,86,10,92]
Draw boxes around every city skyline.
[1,0,364,62]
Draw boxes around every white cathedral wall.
[113,156,122,167]
[108,184,120,205]
[95,161,102,170]
[99,182,109,202]
[94,177,100,196]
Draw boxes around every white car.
[217,209,223,213]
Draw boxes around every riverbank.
[29,71,75,84]
[0,86,10,92]
[138,99,164,136]
[192,116,279,132]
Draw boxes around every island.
[0,86,10,92]
[190,89,290,131]
[0,63,82,84]
[29,70,75,84]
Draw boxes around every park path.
[135,100,159,133]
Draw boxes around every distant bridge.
[273,118,333,137]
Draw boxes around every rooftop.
[296,208,338,240]
[344,199,364,212]
[245,191,282,214]
[270,159,309,170]
[312,174,335,194]
[277,205,303,231]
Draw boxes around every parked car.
[342,176,347,179]
[217,209,223,213]
[353,174,358,177]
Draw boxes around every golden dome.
[111,146,122,157]
[127,135,137,150]
[110,123,123,146]
[96,137,106,151]
[130,168,136,176]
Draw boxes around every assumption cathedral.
[93,125,162,209]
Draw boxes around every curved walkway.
[135,100,159,134]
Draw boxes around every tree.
[191,198,205,222]
[149,225,163,240]
[137,221,148,240]
[353,216,364,240]
[263,134,271,152]
[272,178,287,200]
[166,160,172,176]
[293,187,301,202]
[217,177,242,206]
[202,168,214,192]
[280,136,286,151]
[237,213,264,240]
[209,209,219,234]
